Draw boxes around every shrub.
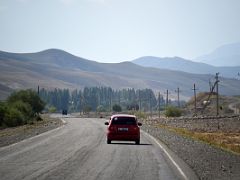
[165,106,182,117]
[127,103,139,111]
[97,105,106,113]
[134,111,147,120]
[10,100,32,122]
[7,89,45,115]
[112,104,122,112]
[83,106,92,114]
[1,89,46,127]
[4,107,24,127]
[48,106,57,113]
[0,102,7,125]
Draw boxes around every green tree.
[165,106,182,117]
[112,104,122,112]
[83,106,92,114]
[48,106,57,113]
[10,100,32,122]
[38,87,158,114]
[7,89,45,115]
[0,102,7,126]
[4,106,24,127]
[97,105,106,113]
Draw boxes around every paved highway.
[0,116,197,180]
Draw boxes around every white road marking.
[142,131,189,180]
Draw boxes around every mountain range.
[195,42,240,67]
[132,42,240,78]
[132,56,240,78]
[0,48,240,101]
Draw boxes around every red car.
[104,114,142,144]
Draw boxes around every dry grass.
[157,124,240,155]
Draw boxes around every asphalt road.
[0,116,197,180]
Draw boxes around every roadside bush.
[97,105,106,113]
[7,89,45,115]
[83,106,92,114]
[0,89,46,128]
[3,107,24,127]
[48,106,57,113]
[165,106,182,117]
[10,100,32,122]
[0,102,7,126]
[134,111,147,120]
[112,104,122,112]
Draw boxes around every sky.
[0,0,240,63]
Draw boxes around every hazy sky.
[0,0,240,62]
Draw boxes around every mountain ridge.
[132,56,240,78]
[0,49,239,100]
[195,42,240,67]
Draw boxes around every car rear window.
[111,117,137,125]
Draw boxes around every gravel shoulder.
[142,122,240,180]
[0,114,63,148]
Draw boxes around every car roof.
[111,114,136,119]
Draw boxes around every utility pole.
[149,92,152,118]
[209,79,213,92]
[80,94,83,115]
[138,90,141,112]
[164,90,169,108]
[118,92,121,105]
[109,92,112,112]
[158,92,161,118]
[215,73,220,116]
[175,87,181,108]
[192,84,198,115]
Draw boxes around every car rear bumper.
[107,132,140,141]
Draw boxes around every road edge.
[0,117,67,151]
[141,130,199,180]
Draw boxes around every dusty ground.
[144,115,240,154]
[141,117,240,180]
[0,114,63,148]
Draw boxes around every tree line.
[0,87,182,128]
[39,87,166,113]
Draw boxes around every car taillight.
[133,127,138,131]
[109,126,115,131]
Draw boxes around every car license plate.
[118,128,128,131]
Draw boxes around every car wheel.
[107,139,111,144]
[135,139,140,145]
